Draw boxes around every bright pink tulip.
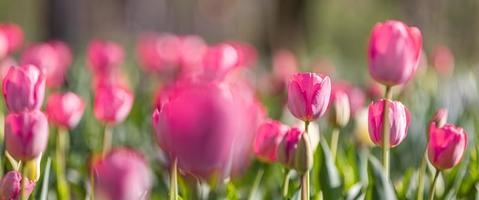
[287,72,331,122]
[137,33,181,73]
[0,171,35,200]
[254,120,288,163]
[94,84,134,124]
[87,40,124,76]
[431,45,454,75]
[152,81,261,179]
[0,23,23,55]
[5,110,49,161]
[46,92,85,129]
[2,65,45,113]
[21,41,72,87]
[428,123,467,170]
[368,20,422,86]
[277,127,302,169]
[368,99,410,147]
[94,148,152,200]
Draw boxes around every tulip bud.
[329,91,350,127]
[368,99,410,148]
[5,110,49,161]
[0,171,35,200]
[94,148,152,200]
[87,40,124,76]
[287,72,331,122]
[368,20,422,86]
[293,132,313,175]
[2,64,45,113]
[278,128,302,169]
[430,108,448,129]
[94,84,134,124]
[428,124,467,170]
[46,92,85,129]
[254,120,288,163]
[354,108,374,147]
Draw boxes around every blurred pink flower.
[430,45,454,75]
[287,72,331,122]
[428,123,467,170]
[5,110,49,161]
[0,57,17,80]
[331,81,366,116]
[87,40,124,76]
[0,23,23,56]
[2,65,45,113]
[226,40,257,68]
[368,99,410,148]
[137,33,181,73]
[254,120,289,163]
[200,43,239,81]
[368,20,422,86]
[46,92,85,129]
[21,41,72,87]
[94,148,152,200]
[178,35,207,71]
[94,83,134,124]
[430,108,448,129]
[0,171,35,200]
[272,49,298,87]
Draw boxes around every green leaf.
[318,140,343,199]
[365,156,397,200]
[39,158,52,200]
[346,183,364,200]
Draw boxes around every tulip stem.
[429,170,440,200]
[282,170,291,198]
[330,127,340,162]
[304,121,310,134]
[21,164,27,200]
[102,125,112,156]
[301,172,310,200]
[248,167,264,200]
[382,86,392,179]
[417,151,428,200]
[55,128,69,200]
[170,158,178,200]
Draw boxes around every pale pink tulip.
[2,65,45,113]
[46,92,85,129]
[368,99,410,147]
[87,40,124,76]
[94,84,134,124]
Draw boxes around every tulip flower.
[200,44,239,81]
[428,123,467,170]
[178,35,207,70]
[21,41,72,87]
[0,23,23,55]
[254,120,289,163]
[87,40,124,76]
[368,99,410,148]
[2,64,45,113]
[287,72,331,122]
[278,127,302,169]
[226,41,257,68]
[331,81,365,116]
[4,110,49,161]
[430,45,454,75]
[46,92,85,129]
[329,91,350,128]
[137,33,181,73]
[0,57,17,80]
[94,148,152,200]
[94,84,134,124]
[368,20,422,86]
[0,171,35,200]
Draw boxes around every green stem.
[102,125,112,156]
[55,128,69,200]
[382,86,392,179]
[301,172,310,200]
[21,164,26,200]
[330,128,340,162]
[170,158,178,200]
[90,170,95,200]
[429,170,440,200]
[304,121,310,134]
[248,167,264,200]
[417,151,428,200]
[282,170,291,198]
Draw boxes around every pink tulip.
[430,108,448,129]
[368,20,422,86]
[0,23,23,55]
[0,171,35,200]
[287,72,331,122]
[46,92,85,129]
[226,41,257,68]
[277,127,302,169]
[430,45,454,75]
[368,99,410,147]
[5,110,49,161]
[428,123,467,170]
[200,44,239,81]
[21,41,72,87]
[0,57,17,80]
[94,148,152,200]
[94,84,134,124]
[137,33,181,73]
[331,81,365,116]
[87,40,124,76]
[178,35,207,70]
[254,120,288,163]
[152,81,261,179]
[272,49,298,86]
[2,64,45,113]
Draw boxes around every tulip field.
[0,15,478,200]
